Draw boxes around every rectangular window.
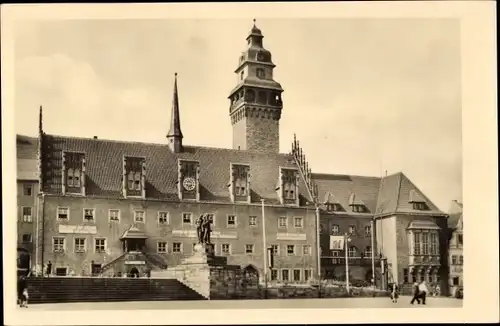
[331,224,340,234]
[282,169,297,201]
[249,216,257,227]
[430,233,438,255]
[245,244,254,254]
[95,238,106,253]
[352,205,366,213]
[271,244,280,256]
[233,164,249,197]
[278,216,287,228]
[327,203,343,212]
[453,277,459,286]
[451,255,457,265]
[294,217,303,228]
[363,246,372,258]
[459,255,463,265]
[23,184,33,196]
[173,242,182,253]
[293,269,301,282]
[348,225,356,234]
[413,202,427,210]
[282,269,289,281]
[403,268,409,283]
[83,208,95,222]
[287,245,295,256]
[304,269,312,282]
[57,207,69,220]
[182,213,192,224]
[221,243,231,255]
[302,245,311,255]
[158,212,169,225]
[422,233,429,255]
[348,246,357,257]
[227,215,237,227]
[75,238,86,253]
[22,207,33,222]
[457,234,463,246]
[109,209,120,222]
[21,233,32,243]
[55,267,67,276]
[157,241,167,253]
[414,232,421,255]
[271,269,278,281]
[134,210,145,223]
[53,237,65,252]
[364,225,371,237]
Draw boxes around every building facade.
[17,135,40,276]
[447,200,463,293]
[18,21,450,292]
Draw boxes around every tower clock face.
[183,177,196,191]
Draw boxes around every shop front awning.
[121,225,148,240]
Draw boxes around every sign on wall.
[172,230,237,239]
[330,235,345,250]
[59,225,97,234]
[276,233,307,241]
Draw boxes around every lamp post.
[345,232,352,294]
[371,220,376,289]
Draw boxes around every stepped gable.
[17,134,39,180]
[41,134,310,204]
[311,173,381,214]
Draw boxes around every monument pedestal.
[163,243,214,299]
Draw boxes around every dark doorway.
[242,265,259,286]
[91,262,102,276]
[17,249,30,276]
[129,267,140,278]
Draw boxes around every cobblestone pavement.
[25,296,462,310]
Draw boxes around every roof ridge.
[312,172,381,179]
[44,133,294,157]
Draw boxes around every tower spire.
[167,73,183,153]
[39,105,43,134]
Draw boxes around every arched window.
[348,246,357,257]
[257,91,267,104]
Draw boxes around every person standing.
[418,280,429,305]
[435,284,441,297]
[46,261,52,277]
[390,283,399,303]
[410,282,421,304]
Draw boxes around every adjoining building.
[17,21,451,294]
[447,200,463,295]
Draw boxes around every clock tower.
[228,20,284,153]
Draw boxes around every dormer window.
[327,203,343,212]
[351,205,367,213]
[348,193,368,213]
[122,156,146,198]
[409,190,428,210]
[277,168,299,206]
[178,159,200,201]
[229,163,250,203]
[62,151,86,196]
[412,202,428,210]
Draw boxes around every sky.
[13,18,462,212]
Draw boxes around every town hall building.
[17,21,451,294]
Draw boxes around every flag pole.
[345,232,350,294]
[261,199,268,297]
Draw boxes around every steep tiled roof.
[312,173,381,214]
[375,172,445,216]
[41,134,310,204]
[16,135,39,180]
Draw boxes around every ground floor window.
[305,269,312,281]
[91,263,102,276]
[282,269,289,282]
[55,267,67,276]
[403,268,409,283]
[270,269,278,281]
[453,276,460,286]
[293,269,301,282]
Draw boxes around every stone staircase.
[26,277,206,304]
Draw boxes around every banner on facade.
[172,230,237,239]
[59,225,97,234]
[329,235,345,250]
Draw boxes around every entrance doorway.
[242,265,259,286]
[128,267,140,278]
[17,249,30,276]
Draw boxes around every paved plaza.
[26,296,462,310]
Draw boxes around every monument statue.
[202,214,212,244]
[195,214,204,244]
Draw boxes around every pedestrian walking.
[17,275,29,308]
[418,281,429,305]
[410,282,420,304]
[390,283,399,303]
